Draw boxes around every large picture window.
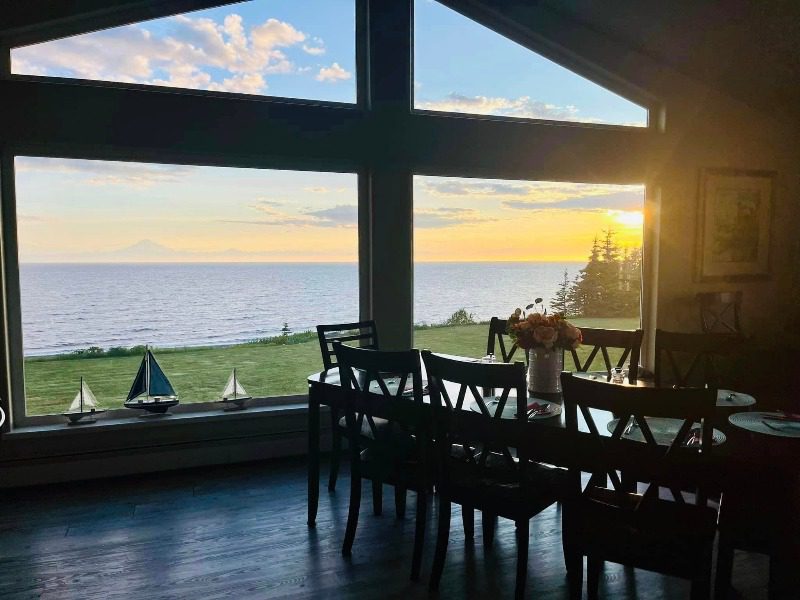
[413,175,645,356]
[11,0,356,104]
[14,157,359,417]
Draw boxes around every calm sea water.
[19,262,582,356]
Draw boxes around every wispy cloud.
[234,201,357,228]
[15,157,194,187]
[12,13,311,95]
[414,207,488,229]
[316,62,351,82]
[416,93,585,122]
[503,191,644,212]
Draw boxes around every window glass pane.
[12,0,356,103]
[413,175,644,364]
[16,157,358,416]
[414,0,647,127]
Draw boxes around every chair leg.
[714,534,734,600]
[429,494,451,591]
[328,409,342,492]
[342,466,361,556]
[587,555,602,600]
[411,491,427,581]
[515,519,529,600]
[395,485,407,519]
[372,480,383,516]
[562,508,583,593]
[482,511,497,551]
[461,504,474,542]
[691,573,712,600]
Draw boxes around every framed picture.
[696,168,775,281]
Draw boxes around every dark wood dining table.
[306,361,800,592]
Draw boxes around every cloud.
[303,44,326,56]
[239,201,357,228]
[15,157,194,187]
[316,62,351,82]
[423,180,532,197]
[503,190,644,212]
[304,186,331,194]
[12,13,310,95]
[414,207,488,228]
[417,93,584,122]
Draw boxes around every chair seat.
[338,414,390,439]
[569,487,717,576]
[446,450,569,518]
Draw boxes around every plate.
[729,411,800,439]
[716,389,756,408]
[468,398,562,420]
[606,417,726,445]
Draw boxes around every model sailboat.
[64,377,104,424]
[124,347,178,414]
[219,368,251,410]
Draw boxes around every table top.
[729,411,800,439]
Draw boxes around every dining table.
[306,359,799,592]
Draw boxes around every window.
[15,157,358,417]
[11,0,356,104]
[413,175,645,357]
[414,0,647,127]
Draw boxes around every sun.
[608,210,644,228]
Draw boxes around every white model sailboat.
[124,346,178,414]
[219,368,251,410]
[64,377,105,424]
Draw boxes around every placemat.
[469,398,562,420]
[729,411,800,439]
[607,417,726,445]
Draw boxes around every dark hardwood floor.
[0,457,769,599]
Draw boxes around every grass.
[23,317,639,416]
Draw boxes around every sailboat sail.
[68,380,99,412]
[127,355,148,401]
[222,370,249,399]
[147,351,176,397]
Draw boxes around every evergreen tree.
[550,269,572,316]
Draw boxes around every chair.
[486,317,523,363]
[696,291,743,335]
[316,321,379,493]
[560,372,718,599]
[566,327,643,382]
[654,329,744,389]
[334,342,431,580]
[422,350,569,599]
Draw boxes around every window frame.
[4,150,365,427]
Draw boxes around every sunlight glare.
[609,210,644,228]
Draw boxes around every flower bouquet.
[507,299,582,394]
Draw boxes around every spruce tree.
[550,269,572,316]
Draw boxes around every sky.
[11,0,646,263]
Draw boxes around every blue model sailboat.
[124,347,178,414]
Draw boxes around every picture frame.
[696,168,775,281]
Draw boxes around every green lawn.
[24,317,639,416]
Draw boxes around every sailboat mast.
[80,376,84,413]
[233,368,237,400]
[145,346,151,400]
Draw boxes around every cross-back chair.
[486,317,523,363]
[654,329,744,389]
[696,291,743,335]
[316,320,379,494]
[334,342,431,580]
[566,327,643,382]
[560,372,718,599]
[422,350,569,599]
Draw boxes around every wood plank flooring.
[0,457,769,599]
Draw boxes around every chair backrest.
[561,372,717,507]
[316,320,379,370]
[654,329,744,388]
[333,342,428,460]
[421,350,531,489]
[566,327,643,382]
[696,291,743,335]
[486,317,522,363]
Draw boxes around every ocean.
[19,262,583,356]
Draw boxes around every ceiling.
[539,0,800,117]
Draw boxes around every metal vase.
[527,347,564,394]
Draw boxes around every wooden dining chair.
[334,342,431,580]
[486,317,523,363]
[654,329,744,389]
[696,291,743,335]
[316,320,379,493]
[422,350,570,599]
[566,327,643,382]
[560,372,718,599]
